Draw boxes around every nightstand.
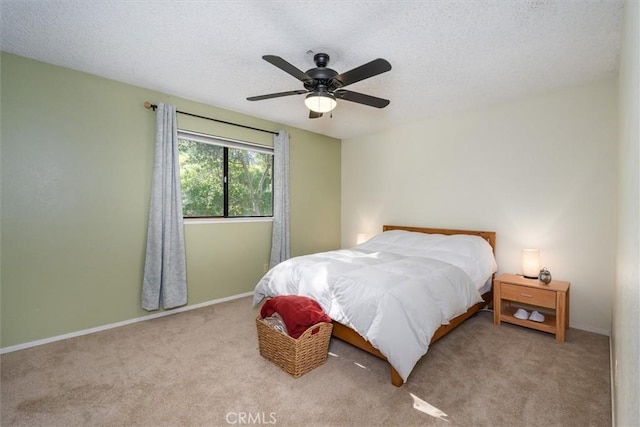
[493,273,570,342]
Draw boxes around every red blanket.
[260,295,331,339]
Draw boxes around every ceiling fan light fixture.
[247,53,391,118]
[304,92,337,113]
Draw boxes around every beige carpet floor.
[1,296,611,426]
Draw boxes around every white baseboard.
[0,292,254,355]
[609,337,615,427]
[570,322,611,336]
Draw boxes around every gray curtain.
[269,131,291,268]
[142,103,188,311]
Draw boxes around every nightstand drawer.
[501,283,556,308]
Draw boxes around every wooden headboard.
[382,224,496,253]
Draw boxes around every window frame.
[177,129,274,222]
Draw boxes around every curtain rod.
[143,102,278,136]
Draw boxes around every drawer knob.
[521,293,533,298]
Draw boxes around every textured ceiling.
[0,0,624,140]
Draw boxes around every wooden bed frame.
[331,225,496,387]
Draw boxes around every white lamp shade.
[522,249,540,278]
[304,93,337,113]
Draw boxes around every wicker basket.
[256,315,333,378]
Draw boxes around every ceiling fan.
[247,53,392,119]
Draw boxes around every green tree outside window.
[178,138,273,218]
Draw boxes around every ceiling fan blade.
[332,58,391,88]
[263,55,313,83]
[309,110,323,119]
[334,90,390,108]
[247,90,308,101]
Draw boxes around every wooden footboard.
[331,291,492,386]
[331,321,405,387]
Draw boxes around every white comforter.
[252,230,497,382]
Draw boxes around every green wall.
[0,53,341,348]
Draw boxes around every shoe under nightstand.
[493,273,570,342]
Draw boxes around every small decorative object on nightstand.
[493,273,570,342]
[539,267,552,284]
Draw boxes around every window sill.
[183,217,273,225]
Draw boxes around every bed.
[253,225,497,386]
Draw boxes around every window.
[177,130,273,218]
